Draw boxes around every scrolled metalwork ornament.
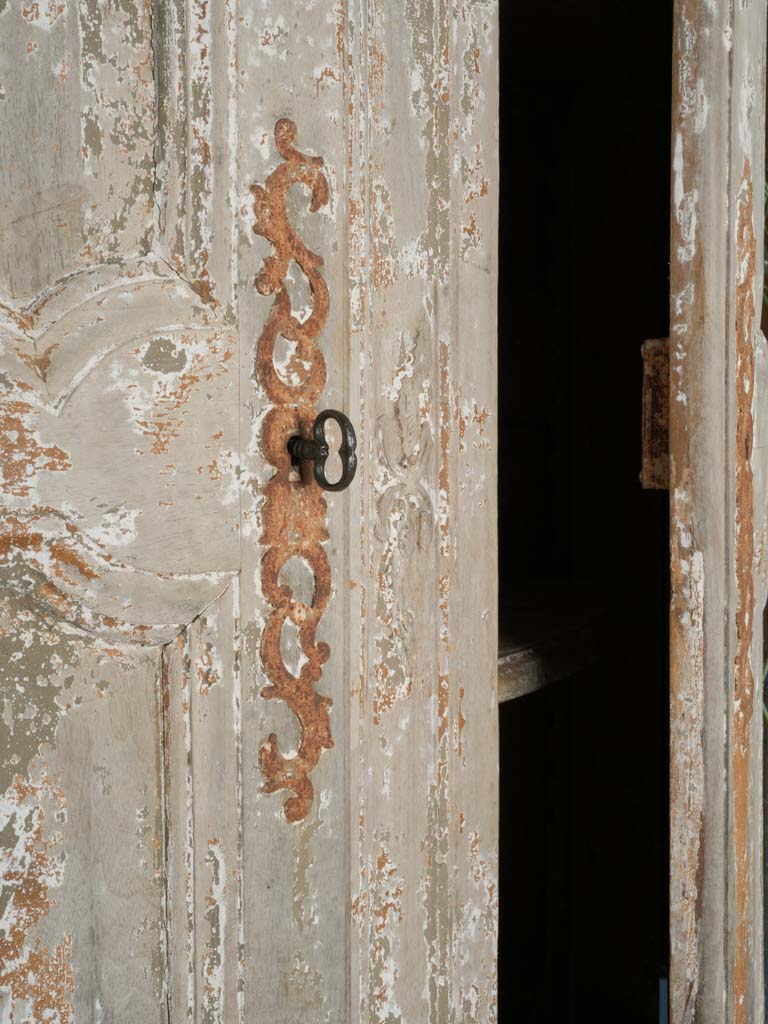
[251,118,335,823]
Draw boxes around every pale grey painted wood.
[163,628,198,1023]
[45,647,167,1024]
[0,0,240,1018]
[670,0,766,1020]
[0,0,154,301]
[345,2,498,1020]
[162,583,243,1024]
[0,1,499,1020]
[187,584,242,1024]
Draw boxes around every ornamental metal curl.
[251,118,333,823]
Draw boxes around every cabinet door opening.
[498,4,673,1019]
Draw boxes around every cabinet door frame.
[0,2,500,1021]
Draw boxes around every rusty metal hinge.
[640,337,669,490]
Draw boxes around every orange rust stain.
[0,518,44,558]
[464,147,489,204]
[437,672,450,743]
[0,513,154,638]
[192,125,212,167]
[21,0,63,23]
[336,2,345,72]
[472,403,489,432]
[132,45,154,87]
[315,65,340,95]
[0,301,35,334]
[457,685,466,757]
[733,159,756,1023]
[371,183,398,290]
[370,38,385,89]
[197,640,219,695]
[468,827,497,923]
[200,837,224,1015]
[197,456,224,480]
[462,212,480,249]
[48,539,99,582]
[465,176,488,202]
[0,512,107,581]
[252,119,334,823]
[373,860,401,931]
[192,271,217,308]
[367,845,404,1016]
[0,398,71,497]
[373,668,411,725]
[440,31,451,103]
[0,775,74,1023]
[15,344,59,385]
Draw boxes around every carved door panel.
[669,1,766,1020]
[0,2,498,1022]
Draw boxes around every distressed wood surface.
[0,0,498,1020]
[669,0,766,1020]
[344,3,498,1020]
[0,1,241,1019]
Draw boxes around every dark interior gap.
[497,4,673,1020]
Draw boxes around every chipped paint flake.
[0,767,73,1024]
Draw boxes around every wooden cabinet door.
[0,2,498,1021]
[670,1,766,1020]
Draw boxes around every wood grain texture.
[345,2,499,1020]
[0,0,154,301]
[162,583,242,1024]
[670,1,766,1020]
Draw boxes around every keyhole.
[323,416,343,487]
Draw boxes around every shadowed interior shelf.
[498,584,608,703]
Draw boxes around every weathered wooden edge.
[669,1,766,1020]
